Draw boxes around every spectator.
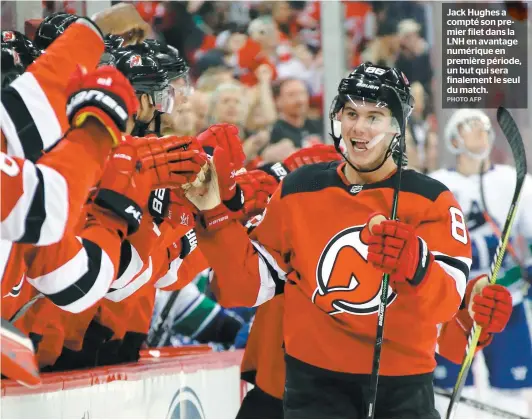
[207,82,248,127]
[169,100,197,136]
[360,18,399,67]
[395,18,433,97]
[261,78,322,162]
[189,90,210,133]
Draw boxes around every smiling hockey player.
[185,62,472,418]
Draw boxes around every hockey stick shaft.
[146,291,180,347]
[9,293,44,323]
[366,88,406,419]
[435,387,527,419]
[446,107,528,418]
[480,160,528,278]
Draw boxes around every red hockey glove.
[186,146,245,230]
[366,214,433,291]
[148,188,195,227]
[66,65,138,147]
[466,275,513,333]
[258,161,290,183]
[197,124,246,170]
[93,142,151,236]
[235,170,278,218]
[283,144,342,171]
[136,135,208,190]
[168,228,198,260]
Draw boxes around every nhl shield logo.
[349,185,363,195]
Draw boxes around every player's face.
[214,89,245,125]
[339,101,398,171]
[457,119,491,157]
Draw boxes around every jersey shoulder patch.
[399,169,450,202]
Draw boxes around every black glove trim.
[67,88,128,132]
[258,162,290,183]
[94,189,143,235]
[148,188,170,225]
[409,237,431,286]
[222,184,244,212]
[179,229,198,259]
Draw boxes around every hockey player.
[186,62,472,418]
[1,5,150,246]
[430,109,532,414]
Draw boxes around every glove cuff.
[95,189,143,235]
[198,204,234,231]
[72,107,123,147]
[222,184,244,212]
[67,88,129,140]
[258,162,290,183]
[148,188,170,224]
[179,229,198,258]
[408,237,433,286]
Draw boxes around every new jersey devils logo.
[312,225,397,315]
[129,54,142,67]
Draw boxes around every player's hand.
[235,170,278,218]
[466,275,512,333]
[366,214,433,291]
[91,2,151,45]
[66,65,138,147]
[136,135,208,190]
[93,142,151,236]
[197,124,246,170]
[283,144,341,171]
[186,146,245,230]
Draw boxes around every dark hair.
[272,78,307,99]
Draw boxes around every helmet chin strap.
[131,111,162,137]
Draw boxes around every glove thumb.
[213,146,238,202]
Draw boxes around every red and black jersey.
[200,161,472,377]
[1,20,104,161]
[1,19,106,246]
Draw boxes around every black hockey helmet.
[1,30,40,67]
[113,45,173,114]
[330,62,414,130]
[104,34,125,52]
[33,12,78,50]
[143,40,190,80]
[329,62,414,172]
[1,46,25,87]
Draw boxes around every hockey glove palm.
[66,65,138,146]
[367,215,433,291]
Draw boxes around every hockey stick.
[446,107,528,418]
[9,292,44,323]
[479,159,529,282]
[146,290,181,347]
[435,387,527,419]
[366,87,408,419]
